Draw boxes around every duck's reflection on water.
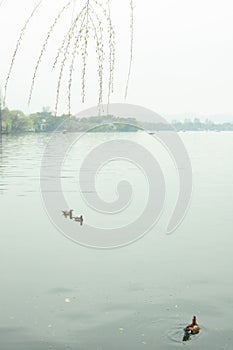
[183,331,191,341]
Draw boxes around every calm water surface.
[0,132,233,350]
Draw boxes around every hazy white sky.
[0,0,232,116]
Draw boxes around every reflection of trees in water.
[0,96,2,135]
[0,94,4,195]
[0,129,3,196]
[0,133,3,196]
[0,92,2,145]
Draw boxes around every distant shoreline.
[1,107,233,134]
[1,130,233,137]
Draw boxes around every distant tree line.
[1,108,233,134]
[139,118,233,132]
[1,108,141,133]
[172,118,233,132]
[1,107,68,134]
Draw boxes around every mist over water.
[0,132,233,350]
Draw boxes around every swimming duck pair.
[62,209,83,225]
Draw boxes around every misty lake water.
[0,131,233,350]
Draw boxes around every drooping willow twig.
[52,2,87,71]
[68,13,86,115]
[28,0,73,106]
[54,0,113,115]
[89,4,105,105]
[106,0,115,112]
[124,0,134,99]
[81,2,90,104]
[89,13,104,105]
[3,0,42,106]
[55,5,87,116]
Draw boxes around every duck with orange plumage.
[183,316,200,341]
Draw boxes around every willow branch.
[124,0,134,99]
[3,1,42,106]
